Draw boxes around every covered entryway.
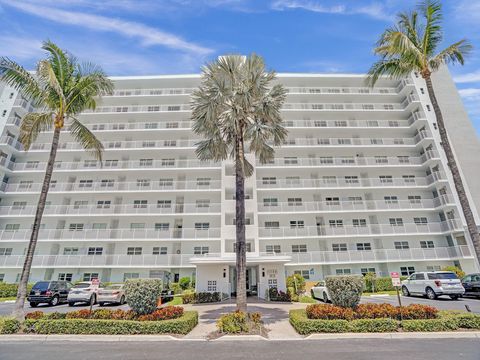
[229,265,259,297]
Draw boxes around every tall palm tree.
[367,0,480,265]
[191,55,287,311]
[0,41,113,320]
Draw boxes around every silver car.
[67,281,104,306]
[401,271,465,300]
[98,284,126,306]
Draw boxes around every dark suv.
[28,281,72,307]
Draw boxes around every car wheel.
[99,302,105,307]
[323,292,329,303]
[119,296,125,305]
[49,296,59,306]
[68,302,75,307]
[29,302,38,308]
[426,287,437,300]
[310,290,316,300]
[450,295,459,300]
[402,286,410,297]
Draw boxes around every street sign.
[92,278,100,286]
[390,272,401,287]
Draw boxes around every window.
[19,181,33,190]
[294,270,310,280]
[139,158,153,167]
[286,177,300,185]
[408,195,421,204]
[332,243,347,252]
[292,244,307,253]
[196,200,210,208]
[69,223,84,231]
[384,196,398,204]
[319,156,333,164]
[195,222,209,230]
[414,217,428,225]
[161,159,175,167]
[340,157,354,164]
[336,269,351,275]
[398,156,410,163]
[318,140,330,145]
[63,247,79,255]
[426,265,441,272]
[166,122,178,129]
[233,242,252,252]
[73,200,88,209]
[400,266,415,276]
[155,223,169,231]
[329,220,343,227]
[196,177,211,186]
[159,178,174,187]
[96,200,111,209]
[137,179,151,187]
[92,223,107,230]
[164,140,176,147]
[5,224,20,231]
[133,200,148,209]
[338,138,352,145]
[263,198,278,207]
[194,246,209,255]
[207,280,217,292]
[379,175,393,184]
[287,198,302,206]
[58,273,73,281]
[394,241,409,250]
[402,175,415,183]
[375,156,388,164]
[12,201,27,210]
[127,247,142,255]
[420,241,435,249]
[83,273,99,281]
[145,123,158,129]
[357,242,372,251]
[266,245,281,253]
[389,218,404,226]
[147,105,160,112]
[26,161,39,169]
[153,247,167,255]
[87,247,103,255]
[348,196,363,204]
[100,179,114,187]
[314,120,327,127]
[79,180,93,188]
[130,223,145,229]
[84,160,97,168]
[323,176,337,184]
[334,120,347,127]
[265,221,280,229]
[352,219,367,227]
[123,273,140,281]
[284,157,298,165]
[344,176,358,184]
[105,160,118,167]
[0,248,13,256]
[361,268,376,275]
[389,120,399,127]
[290,220,304,228]
[326,197,340,205]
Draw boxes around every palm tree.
[191,55,287,311]
[0,41,113,320]
[367,0,480,265]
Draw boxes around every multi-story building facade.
[0,67,478,298]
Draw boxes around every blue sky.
[1,0,480,134]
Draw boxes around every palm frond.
[429,39,473,71]
[367,58,414,87]
[419,0,443,56]
[18,112,54,150]
[42,40,73,89]
[37,59,66,109]
[68,117,104,163]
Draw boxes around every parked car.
[98,284,125,306]
[401,271,465,300]
[461,273,480,298]
[28,281,72,307]
[161,289,174,303]
[67,281,104,306]
[310,280,331,302]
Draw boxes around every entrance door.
[229,266,258,297]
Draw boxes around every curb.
[212,335,266,341]
[305,332,480,340]
[0,334,183,342]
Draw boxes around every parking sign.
[390,272,401,287]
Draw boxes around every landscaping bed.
[290,304,480,334]
[211,311,268,338]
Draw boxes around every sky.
[0,0,480,134]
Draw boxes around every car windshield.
[73,283,91,289]
[32,282,50,290]
[428,272,458,280]
[105,285,122,290]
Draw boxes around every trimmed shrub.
[66,309,92,319]
[306,304,354,320]
[179,277,191,290]
[402,318,459,332]
[25,311,45,320]
[181,291,196,304]
[0,317,20,334]
[124,278,162,315]
[25,311,198,335]
[455,313,480,329]
[350,318,398,333]
[217,311,262,334]
[45,312,67,320]
[195,292,221,303]
[269,287,291,302]
[290,309,349,334]
[169,282,182,294]
[355,303,397,319]
[325,275,364,309]
[363,276,407,292]
[0,283,34,298]
[137,306,184,321]
[400,304,438,320]
[286,274,306,299]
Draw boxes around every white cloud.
[270,0,394,21]
[458,88,480,119]
[454,70,480,83]
[0,35,43,60]
[459,88,480,98]
[1,1,213,55]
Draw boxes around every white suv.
[401,271,465,300]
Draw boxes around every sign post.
[90,278,100,315]
[390,272,403,322]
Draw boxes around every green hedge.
[364,277,407,292]
[402,318,459,332]
[350,318,398,333]
[0,283,33,298]
[456,313,480,329]
[25,311,198,335]
[0,317,21,334]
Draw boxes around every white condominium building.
[0,67,478,297]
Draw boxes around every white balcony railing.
[258,219,462,238]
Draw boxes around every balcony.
[276,245,473,265]
[258,219,463,239]
[256,172,447,190]
[0,228,221,242]
[2,180,222,193]
[283,103,404,111]
[257,195,454,213]
[0,203,222,217]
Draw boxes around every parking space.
[0,301,130,316]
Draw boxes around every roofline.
[109,73,373,80]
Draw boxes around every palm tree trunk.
[424,76,480,267]
[235,135,247,312]
[12,126,61,321]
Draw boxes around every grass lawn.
[167,296,183,305]
[362,290,399,296]
[0,297,15,302]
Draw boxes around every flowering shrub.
[355,303,397,319]
[137,306,184,321]
[400,304,438,320]
[66,309,92,319]
[217,311,262,334]
[25,311,45,320]
[306,304,355,320]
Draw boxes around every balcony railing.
[2,180,222,193]
[258,219,462,238]
[256,172,447,190]
[0,228,221,241]
[0,203,222,217]
[257,195,454,213]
